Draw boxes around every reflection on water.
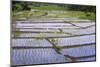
[11,21,96,66]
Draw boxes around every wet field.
[11,20,96,66]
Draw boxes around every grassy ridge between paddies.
[28,5,67,10]
[12,10,95,21]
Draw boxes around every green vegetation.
[29,5,66,10]
[35,33,45,40]
[48,38,62,53]
[12,1,96,21]
[12,10,96,21]
[49,38,58,44]
[13,32,20,37]
[52,45,62,53]
[12,29,21,37]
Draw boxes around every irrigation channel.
[11,20,96,66]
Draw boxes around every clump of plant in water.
[58,29,64,34]
[49,38,58,44]
[13,29,21,37]
[35,33,45,40]
[58,28,73,35]
[13,32,21,37]
[53,29,64,35]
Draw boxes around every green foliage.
[35,33,45,40]
[12,1,96,12]
[14,33,20,37]
[53,45,62,53]
[49,38,58,44]
[67,5,96,13]
[80,12,96,20]
[48,38,62,53]
[12,1,96,21]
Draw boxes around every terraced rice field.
[11,20,96,66]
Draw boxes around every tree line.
[12,1,96,14]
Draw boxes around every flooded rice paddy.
[11,20,96,66]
